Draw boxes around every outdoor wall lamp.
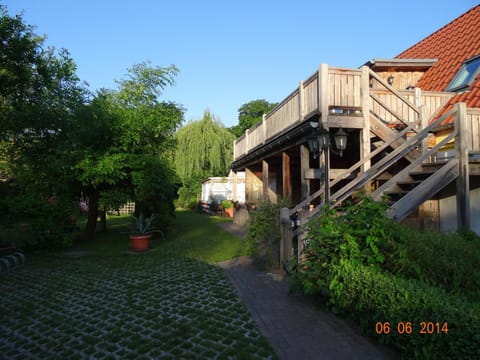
[307,127,329,159]
[308,123,348,158]
[333,127,348,157]
[387,75,395,85]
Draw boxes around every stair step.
[396,180,422,190]
[385,190,409,195]
[409,169,435,179]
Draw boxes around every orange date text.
[375,321,448,335]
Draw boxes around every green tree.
[230,99,277,137]
[175,111,235,207]
[73,63,183,240]
[0,5,86,248]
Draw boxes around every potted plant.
[221,200,234,218]
[129,213,162,252]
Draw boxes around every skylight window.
[446,55,480,92]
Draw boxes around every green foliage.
[390,229,480,299]
[331,261,480,359]
[0,188,74,250]
[131,213,163,237]
[292,192,480,358]
[72,64,183,240]
[221,200,234,209]
[175,111,234,208]
[294,193,392,298]
[176,177,201,209]
[0,5,182,245]
[175,111,234,182]
[245,200,289,270]
[229,99,277,137]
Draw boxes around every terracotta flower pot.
[224,208,234,218]
[129,234,152,252]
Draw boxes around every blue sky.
[3,0,477,127]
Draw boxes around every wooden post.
[245,129,250,153]
[296,209,306,259]
[319,64,329,126]
[416,88,429,156]
[262,159,269,201]
[280,207,293,267]
[232,171,238,202]
[300,145,310,201]
[361,66,371,191]
[262,114,267,144]
[245,167,255,204]
[324,148,330,205]
[455,102,470,231]
[282,152,291,200]
[233,139,236,161]
[299,80,304,122]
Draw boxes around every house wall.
[372,71,425,90]
[439,177,480,235]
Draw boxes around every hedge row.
[332,261,480,359]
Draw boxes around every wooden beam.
[282,152,291,200]
[300,145,310,201]
[232,171,238,202]
[280,207,293,266]
[361,66,371,185]
[455,102,470,230]
[304,168,324,180]
[319,64,329,125]
[262,159,269,201]
[324,116,364,128]
[299,80,304,122]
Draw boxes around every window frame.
[446,55,480,92]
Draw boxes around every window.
[446,55,480,91]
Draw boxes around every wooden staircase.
[281,79,470,263]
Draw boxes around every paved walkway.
[218,223,398,360]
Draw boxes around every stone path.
[218,223,398,360]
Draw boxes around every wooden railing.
[233,65,364,160]
[233,65,453,161]
[467,109,480,151]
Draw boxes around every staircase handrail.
[369,69,420,116]
[371,129,458,201]
[327,105,457,208]
[303,104,456,219]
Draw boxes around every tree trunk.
[99,206,108,233]
[83,189,99,241]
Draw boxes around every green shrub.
[245,200,290,270]
[292,192,480,357]
[332,261,480,359]
[221,200,233,209]
[295,192,480,298]
[293,194,395,298]
[391,230,480,299]
[1,191,74,250]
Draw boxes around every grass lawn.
[0,210,277,359]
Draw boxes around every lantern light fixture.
[307,123,348,158]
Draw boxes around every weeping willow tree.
[175,111,235,207]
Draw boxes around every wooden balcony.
[233,64,456,161]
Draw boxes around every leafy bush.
[221,200,234,209]
[292,192,480,358]
[331,261,480,359]
[391,230,480,299]
[0,190,74,250]
[245,199,290,270]
[293,193,395,298]
[294,192,480,298]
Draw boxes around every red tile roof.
[396,5,480,124]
